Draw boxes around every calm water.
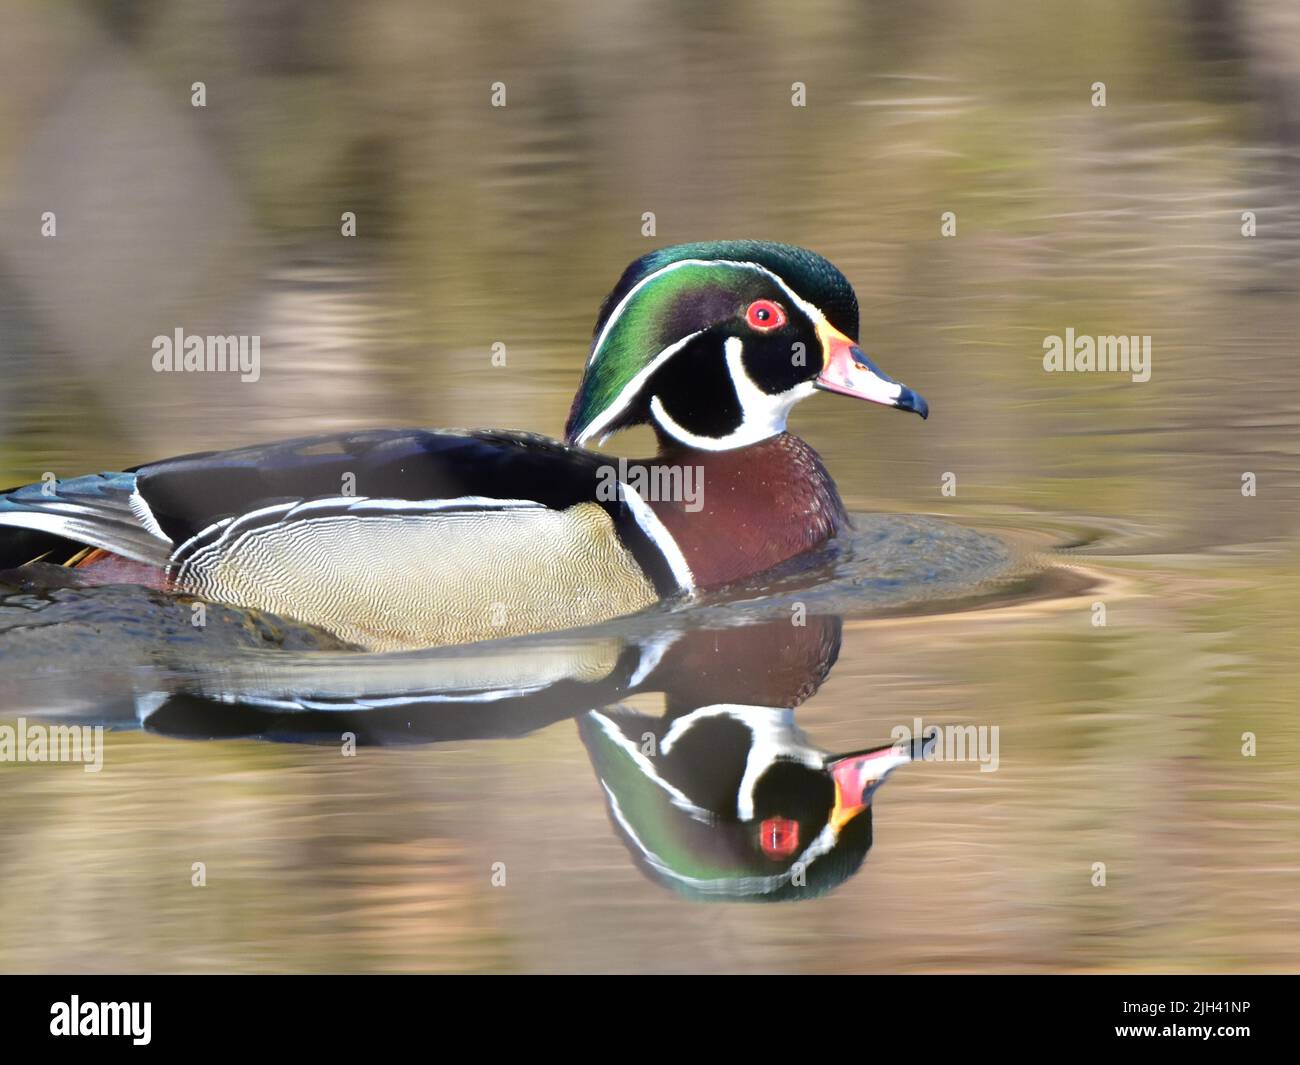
[1,2,1298,972]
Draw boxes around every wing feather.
[0,473,173,566]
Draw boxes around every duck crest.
[642,432,847,590]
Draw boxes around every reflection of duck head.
[580,703,928,903]
[579,615,933,902]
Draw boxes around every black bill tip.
[897,386,929,420]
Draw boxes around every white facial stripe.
[650,337,816,451]
[576,329,702,445]
[590,710,711,821]
[725,336,817,437]
[587,260,728,368]
[579,257,840,445]
[590,257,833,365]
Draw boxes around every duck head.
[565,240,928,450]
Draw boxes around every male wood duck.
[0,241,927,650]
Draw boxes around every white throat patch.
[650,336,815,451]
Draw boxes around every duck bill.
[827,729,937,831]
[814,323,929,419]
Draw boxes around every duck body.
[1,429,682,650]
[0,240,926,650]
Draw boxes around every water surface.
[1,1,1298,973]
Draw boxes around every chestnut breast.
[644,433,847,590]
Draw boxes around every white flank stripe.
[619,483,694,593]
[129,488,173,543]
[627,631,681,687]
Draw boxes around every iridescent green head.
[564,240,927,450]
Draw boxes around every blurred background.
[0,0,1297,972]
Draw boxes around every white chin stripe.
[650,336,815,451]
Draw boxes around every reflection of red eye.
[759,817,800,860]
[745,299,787,332]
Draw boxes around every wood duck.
[0,241,927,650]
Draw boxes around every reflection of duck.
[0,242,926,649]
[136,613,930,903]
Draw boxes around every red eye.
[759,817,800,860]
[745,299,787,332]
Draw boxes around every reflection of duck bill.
[828,729,937,831]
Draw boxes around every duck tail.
[0,471,173,570]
